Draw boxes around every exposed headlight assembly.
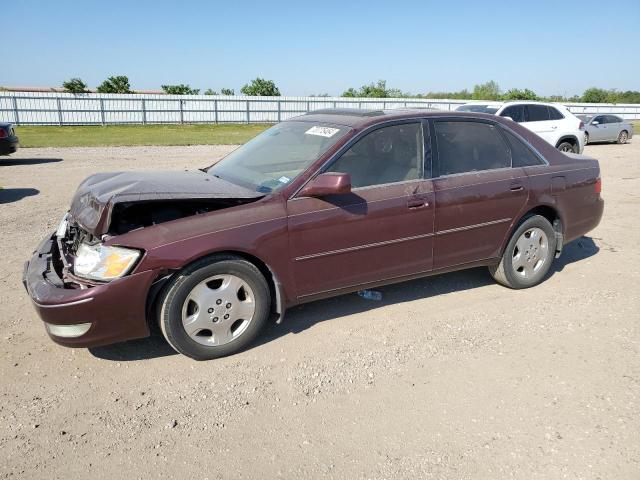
[74,243,140,281]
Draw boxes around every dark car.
[23,109,604,360]
[0,123,19,155]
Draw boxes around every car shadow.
[550,236,599,273]
[89,236,599,362]
[0,188,40,204]
[1,158,63,166]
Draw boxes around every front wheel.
[489,215,557,289]
[584,133,589,145]
[158,254,271,360]
[617,130,629,144]
[557,141,576,153]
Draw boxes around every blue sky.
[4,0,639,96]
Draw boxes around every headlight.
[74,243,140,281]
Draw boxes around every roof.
[291,107,440,128]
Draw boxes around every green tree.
[359,80,390,98]
[62,78,88,94]
[581,87,610,103]
[424,89,472,100]
[503,88,539,100]
[162,84,200,95]
[241,78,280,96]
[221,88,235,95]
[97,76,132,94]
[472,80,501,100]
[617,90,640,103]
[341,80,412,98]
[342,87,359,97]
[204,88,218,95]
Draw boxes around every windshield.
[456,104,500,114]
[209,121,350,193]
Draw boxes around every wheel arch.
[146,250,286,329]
[555,135,579,148]
[500,205,564,258]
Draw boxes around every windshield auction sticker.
[305,126,340,138]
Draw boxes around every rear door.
[605,115,622,141]
[287,121,435,299]
[431,119,529,269]
[521,104,555,144]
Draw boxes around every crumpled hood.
[69,170,261,236]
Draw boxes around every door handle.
[509,183,524,192]
[551,125,558,129]
[407,198,429,209]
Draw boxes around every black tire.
[617,130,629,144]
[557,141,576,153]
[584,133,589,145]
[488,215,557,289]
[158,254,271,360]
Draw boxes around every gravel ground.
[1,141,639,479]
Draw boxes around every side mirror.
[592,120,599,125]
[502,116,514,122]
[300,172,351,197]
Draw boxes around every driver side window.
[327,123,424,188]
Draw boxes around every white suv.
[456,101,585,154]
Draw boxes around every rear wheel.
[489,215,557,289]
[158,254,271,360]
[557,141,576,153]
[617,130,629,144]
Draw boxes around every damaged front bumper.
[23,233,157,348]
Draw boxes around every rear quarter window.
[548,107,564,120]
[502,129,545,167]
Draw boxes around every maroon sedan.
[23,109,604,360]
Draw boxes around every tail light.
[0,129,7,139]
[579,121,585,131]
[595,178,602,194]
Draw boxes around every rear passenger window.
[502,129,545,167]
[526,105,550,122]
[500,105,526,123]
[548,107,564,120]
[435,121,510,176]
[605,115,622,124]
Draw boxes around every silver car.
[579,115,634,145]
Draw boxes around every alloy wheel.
[511,227,549,279]
[181,274,256,346]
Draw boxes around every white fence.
[1,92,639,125]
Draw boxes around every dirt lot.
[1,140,639,479]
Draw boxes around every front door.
[287,121,435,299]
[431,119,529,269]
[589,115,608,142]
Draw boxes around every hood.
[69,170,262,236]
